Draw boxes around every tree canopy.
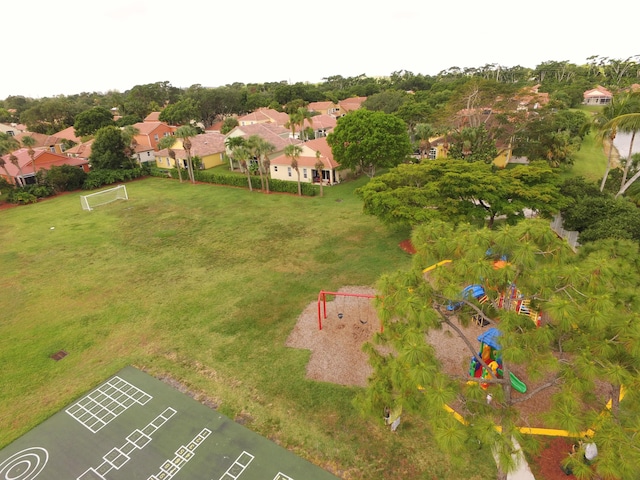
[73,106,115,137]
[326,109,412,177]
[89,125,131,170]
[355,159,565,228]
[359,219,640,479]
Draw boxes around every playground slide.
[509,372,527,394]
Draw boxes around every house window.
[287,167,292,177]
[147,151,151,156]
[428,148,437,160]
[154,134,159,141]
[274,166,278,172]
[166,158,170,166]
[303,168,307,179]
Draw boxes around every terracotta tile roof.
[308,101,335,112]
[53,126,82,143]
[309,114,337,130]
[132,121,167,135]
[583,85,613,98]
[1,148,87,176]
[339,96,367,112]
[228,123,303,151]
[64,140,94,159]
[237,108,289,126]
[14,132,63,147]
[270,137,339,168]
[144,112,161,122]
[156,132,227,159]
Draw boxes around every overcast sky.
[3,0,639,99]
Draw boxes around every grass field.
[0,177,497,479]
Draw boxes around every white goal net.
[80,185,128,211]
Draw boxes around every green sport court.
[0,366,339,480]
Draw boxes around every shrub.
[44,164,88,192]
[83,168,144,190]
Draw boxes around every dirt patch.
[530,437,578,480]
[399,239,416,254]
[285,286,381,386]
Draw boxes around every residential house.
[0,148,89,185]
[13,132,67,154]
[583,86,613,105]
[337,96,367,116]
[0,123,25,137]
[308,101,340,116]
[64,139,94,162]
[307,114,337,138]
[155,132,227,171]
[269,137,342,185]
[131,121,176,153]
[225,123,303,170]
[236,108,289,127]
[53,126,82,145]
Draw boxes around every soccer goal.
[80,184,128,211]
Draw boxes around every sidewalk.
[494,437,536,480]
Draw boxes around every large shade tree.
[73,106,115,137]
[89,126,130,170]
[355,159,565,228]
[327,109,412,177]
[359,219,640,480]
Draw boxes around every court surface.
[0,366,339,480]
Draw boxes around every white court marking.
[0,447,49,480]
[66,376,152,433]
[146,427,211,480]
[77,407,176,480]
[216,451,254,480]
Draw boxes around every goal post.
[80,184,128,211]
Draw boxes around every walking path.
[494,437,536,479]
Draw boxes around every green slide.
[509,372,527,393]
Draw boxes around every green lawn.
[561,130,608,182]
[0,177,496,479]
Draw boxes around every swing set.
[316,290,382,332]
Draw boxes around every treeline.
[1,56,638,135]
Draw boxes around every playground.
[0,366,339,480]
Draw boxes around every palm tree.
[21,135,38,183]
[603,112,640,197]
[175,125,198,184]
[0,157,12,185]
[157,135,182,183]
[285,110,303,140]
[0,133,20,185]
[296,107,314,141]
[224,136,246,171]
[9,154,26,186]
[314,150,325,197]
[246,135,275,193]
[284,144,303,196]
[232,145,253,192]
[414,123,436,160]
[592,92,640,191]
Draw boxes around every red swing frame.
[316,290,382,332]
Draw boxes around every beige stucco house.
[269,137,342,185]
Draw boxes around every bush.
[44,164,88,192]
[194,170,317,196]
[83,168,144,190]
